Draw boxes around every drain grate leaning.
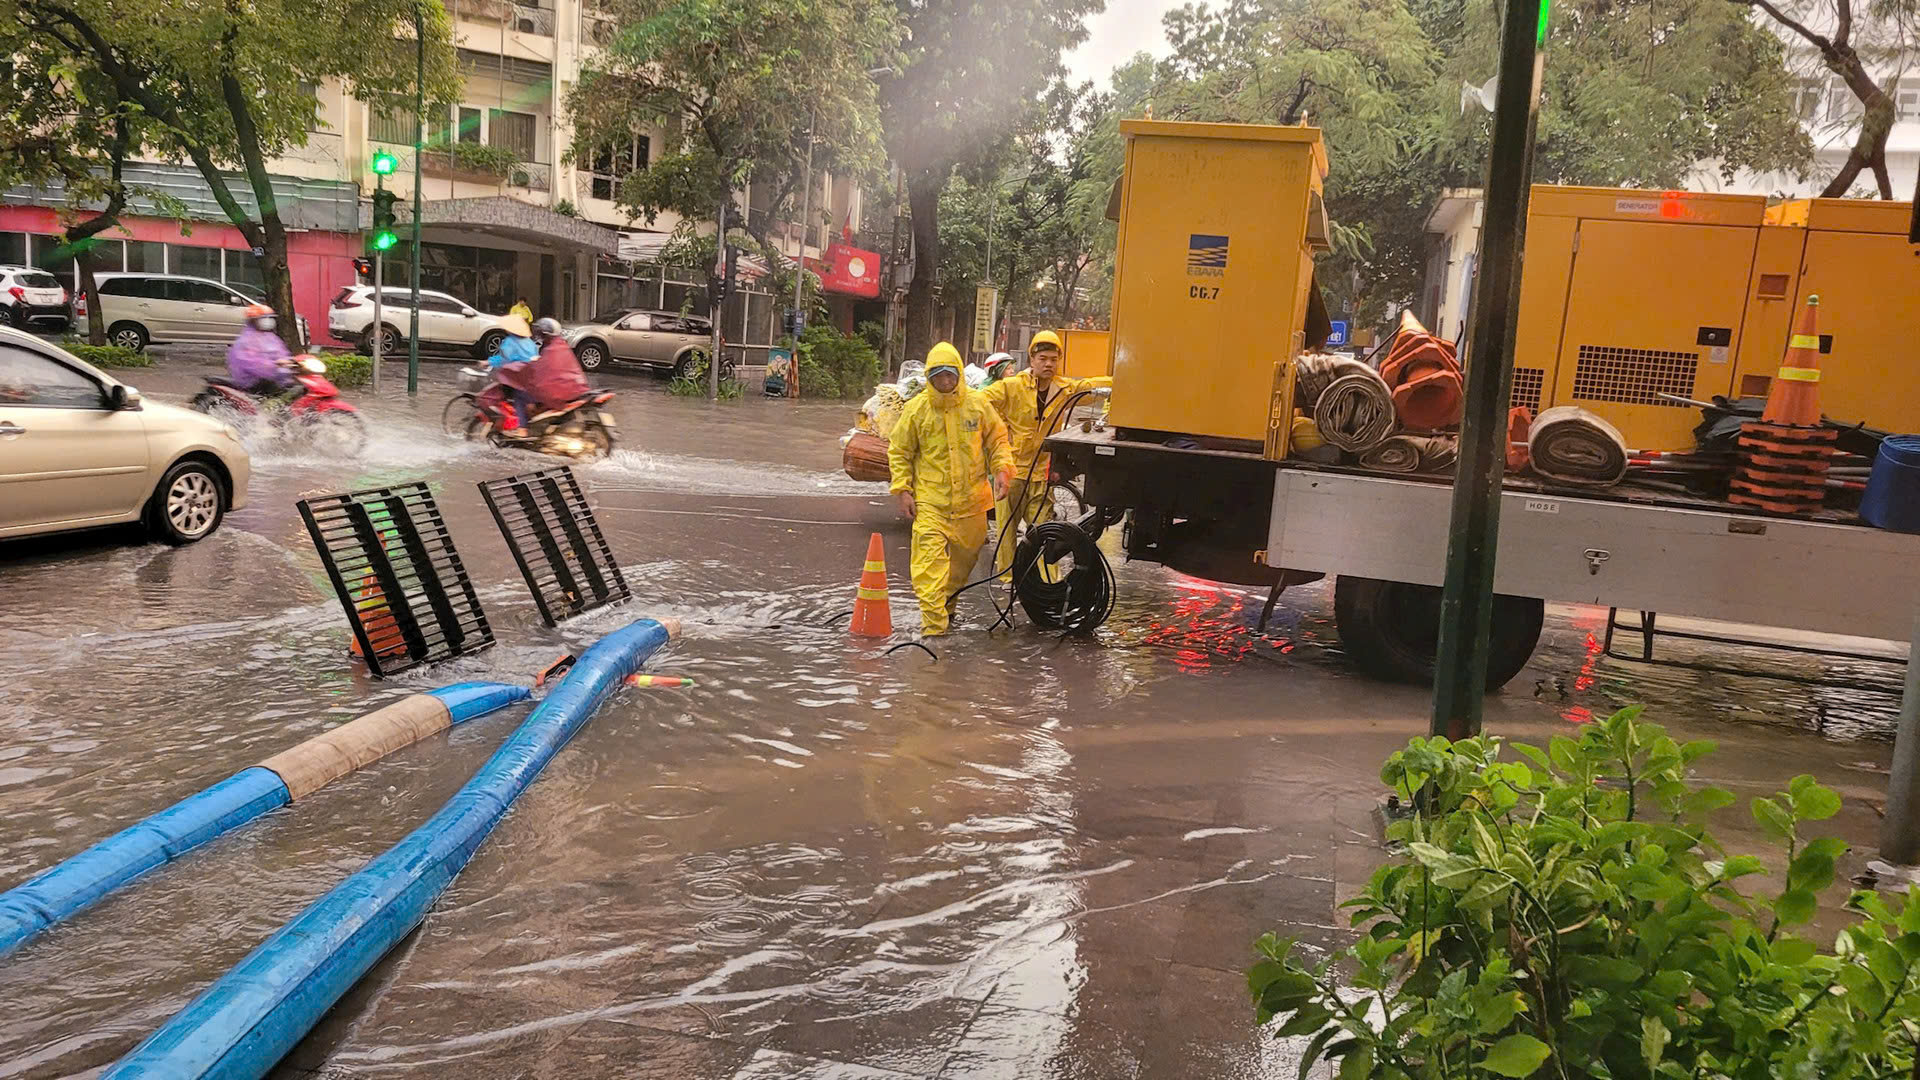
[298,481,495,677]
[479,466,630,626]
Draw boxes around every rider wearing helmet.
[527,317,591,414]
[226,304,294,398]
[984,351,1015,384]
[492,316,591,432]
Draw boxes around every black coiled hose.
[1010,519,1115,633]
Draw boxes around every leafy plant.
[1250,706,1920,1079]
[667,354,741,399]
[315,351,372,389]
[553,199,578,217]
[61,341,150,368]
[429,141,521,179]
[795,323,879,400]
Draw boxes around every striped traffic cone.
[1729,294,1836,515]
[849,532,893,637]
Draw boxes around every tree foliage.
[569,0,897,253]
[876,0,1102,359]
[1252,707,1920,1078]
[1732,0,1919,197]
[1065,0,1811,325]
[9,0,459,345]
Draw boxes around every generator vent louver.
[1510,367,1545,412]
[1571,345,1698,407]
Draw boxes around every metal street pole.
[1428,0,1549,740]
[1876,608,1920,869]
[710,199,727,401]
[372,250,384,394]
[408,0,425,397]
[790,107,816,348]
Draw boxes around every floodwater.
[0,356,1905,1079]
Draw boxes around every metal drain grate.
[1510,367,1545,412]
[479,466,630,626]
[298,482,495,677]
[1571,345,1698,407]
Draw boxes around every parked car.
[328,285,512,360]
[0,266,71,333]
[562,309,719,377]
[80,273,309,352]
[0,324,250,544]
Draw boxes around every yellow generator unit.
[1107,120,1331,445]
[1059,328,1113,378]
[1512,187,1920,450]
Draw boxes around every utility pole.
[408,0,425,397]
[790,107,816,349]
[369,151,399,395]
[1428,0,1548,739]
[710,199,727,401]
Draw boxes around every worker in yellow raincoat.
[979,330,1112,576]
[888,343,1014,636]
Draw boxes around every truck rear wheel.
[1332,575,1542,691]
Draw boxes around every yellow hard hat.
[501,314,532,337]
[926,341,964,376]
[1028,330,1063,354]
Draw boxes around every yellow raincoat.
[888,350,1014,636]
[979,366,1112,575]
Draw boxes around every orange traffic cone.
[1729,294,1836,515]
[1763,295,1825,427]
[849,532,893,637]
[348,572,406,660]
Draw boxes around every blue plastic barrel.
[1860,435,1920,533]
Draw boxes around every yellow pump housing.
[1059,329,1113,378]
[1107,120,1330,444]
[1511,188,1920,449]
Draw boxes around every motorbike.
[192,354,367,456]
[444,365,617,460]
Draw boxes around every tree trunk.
[63,209,125,346]
[904,166,944,362]
[222,65,302,348]
[709,198,730,401]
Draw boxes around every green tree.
[1100,0,1811,325]
[1731,0,1919,197]
[877,0,1103,361]
[11,0,459,347]
[0,30,142,342]
[568,0,897,392]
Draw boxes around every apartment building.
[3,0,877,360]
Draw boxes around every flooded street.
[0,358,1905,1079]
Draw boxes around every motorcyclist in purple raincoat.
[226,305,294,397]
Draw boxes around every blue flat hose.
[107,618,674,1080]
[0,682,529,957]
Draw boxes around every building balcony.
[449,0,553,34]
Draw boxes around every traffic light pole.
[1428,0,1548,739]
[409,0,425,397]
[372,245,384,395]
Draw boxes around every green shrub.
[316,351,372,388]
[795,324,880,399]
[667,354,742,399]
[797,353,840,399]
[1250,706,1920,1079]
[61,341,151,368]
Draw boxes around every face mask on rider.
[255,316,277,332]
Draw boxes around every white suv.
[0,266,72,332]
[83,273,308,352]
[328,286,513,359]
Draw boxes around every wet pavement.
[0,355,1906,1079]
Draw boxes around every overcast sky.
[1062,0,1187,91]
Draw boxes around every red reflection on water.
[1562,706,1594,724]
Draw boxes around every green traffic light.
[372,230,399,251]
[371,151,398,176]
